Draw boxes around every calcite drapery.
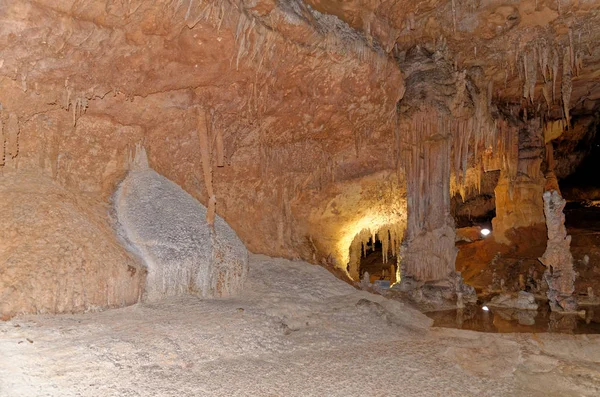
[399,111,456,282]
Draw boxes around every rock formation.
[114,147,248,301]
[394,45,496,305]
[539,190,578,312]
[492,118,546,244]
[487,291,539,311]
[0,173,146,320]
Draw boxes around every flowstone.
[114,149,248,301]
[0,174,146,319]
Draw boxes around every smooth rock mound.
[113,163,248,301]
[0,173,146,320]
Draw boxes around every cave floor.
[1,255,599,397]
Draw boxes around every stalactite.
[216,2,225,31]
[196,107,216,226]
[62,81,89,127]
[6,113,19,161]
[577,50,583,76]
[562,48,573,128]
[20,73,27,92]
[451,0,457,34]
[215,128,224,167]
[522,52,528,99]
[185,0,193,21]
[568,28,575,71]
[381,231,389,264]
[529,49,537,103]
[542,81,551,107]
[522,50,537,103]
[0,115,4,167]
[552,47,559,103]
[250,26,266,63]
[128,143,149,170]
[540,43,549,81]
[347,222,405,281]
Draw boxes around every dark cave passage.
[560,121,600,202]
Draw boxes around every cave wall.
[0,173,146,319]
[0,0,403,272]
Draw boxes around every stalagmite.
[539,190,578,312]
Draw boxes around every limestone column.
[399,112,456,283]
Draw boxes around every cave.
[349,234,398,285]
[2,0,600,395]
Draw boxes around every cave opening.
[559,121,600,232]
[452,194,496,230]
[560,121,600,202]
[356,234,398,284]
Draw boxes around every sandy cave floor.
[1,255,600,397]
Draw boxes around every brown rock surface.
[492,118,546,244]
[0,173,146,319]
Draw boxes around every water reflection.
[427,303,600,334]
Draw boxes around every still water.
[426,303,600,334]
